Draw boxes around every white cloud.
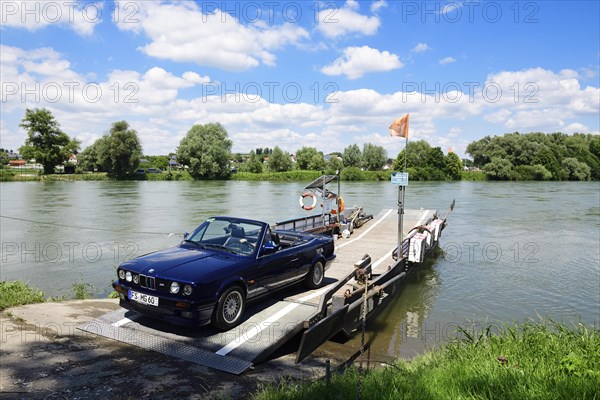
[371,0,388,13]
[439,56,457,65]
[113,2,308,71]
[321,46,403,79]
[564,122,589,133]
[0,0,102,36]
[1,46,597,157]
[316,1,381,38]
[438,2,463,16]
[412,43,431,53]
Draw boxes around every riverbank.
[1,169,488,182]
[2,292,597,399]
[256,321,600,400]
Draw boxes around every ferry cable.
[0,215,183,237]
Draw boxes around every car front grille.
[139,274,156,290]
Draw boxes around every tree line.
[11,108,600,181]
[467,132,600,181]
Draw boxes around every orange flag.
[389,114,409,138]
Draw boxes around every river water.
[1,181,598,360]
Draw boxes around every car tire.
[212,286,246,331]
[304,261,324,289]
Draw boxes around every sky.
[1,0,599,158]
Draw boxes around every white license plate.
[128,290,159,307]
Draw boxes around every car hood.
[119,245,245,283]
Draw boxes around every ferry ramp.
[77,208,435,374]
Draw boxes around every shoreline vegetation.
[256,321,599,400]
[0,168,527,183]
[2,280,598,400]
[4,109,598,183]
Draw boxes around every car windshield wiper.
[202,243,237,254]
[183,239,205,248]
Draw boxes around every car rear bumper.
[113,282,215,327]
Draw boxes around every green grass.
[72,281,94,299]
[232,170,323,181]
[255,321,600,400]
[461,170,487,181]
[0,281,46,310]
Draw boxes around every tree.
[97,121,143,179]
[295,147,320,170]
[483,157,514,180]
[562,157,591,181]
[325,156,344,175]
[444,152,463,180]
[18,108,80,174]
[393,140,431,170]
[426,147,445,170]
[78,136,107,172]
[308,153,326,171]
[362,143,387,170]
[243,150,264,173]
[177,123,232,180]
[342,144,362,168]
[268,146,292,172]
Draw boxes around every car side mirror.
[183,232,189,239]
[262,241,277,255]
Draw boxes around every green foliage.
[342,144,362,168]
[0,280,45,310]
[176,123,232,180]
[325,155,344,175]
[243,150,264,173]
[514,164,553,181]
[268,146,293,172]
[461,170,486,181]
[467,132,599,180]
[361,143,387,170]
[393,140,431,170]
[426,147,445,170]
[256,321,600,400]
[444,152,463,180]
[108,291,120,299]
[97,121,143,179]
[562,157,591,181]
[18,108,80,174]
[231,170,321,182]
[340,166,363,181]
[295,147,323,170]
[72,281,94,299]
[484,157,515,180]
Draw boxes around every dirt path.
[0,300,327,399]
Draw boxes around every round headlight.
[183,284,193,296]
[133,274,139,284]
[125,271,132,282]
[170,281,180,294]
[118,269,125,280]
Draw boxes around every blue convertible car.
[113,216,336,331]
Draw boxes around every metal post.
[325,359,331,383]
[397,185,404,259]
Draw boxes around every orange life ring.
[299,192,317,211]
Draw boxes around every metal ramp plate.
[76,299,317,375]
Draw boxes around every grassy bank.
[0,280,104,310]
[0,281,45,310]
[256,321,599,400]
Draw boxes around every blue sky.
[1,1,598,157]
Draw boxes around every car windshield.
[185,218,264,256]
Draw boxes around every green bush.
[0,281,45,309]
[340,167,363,181]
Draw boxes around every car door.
[249,228,298,294]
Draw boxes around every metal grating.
[76,321,253,375]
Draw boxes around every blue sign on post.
[391,172,409,186]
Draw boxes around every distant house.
[168,155,182,169]
[68,154,78,164]
[9,160,25,167]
